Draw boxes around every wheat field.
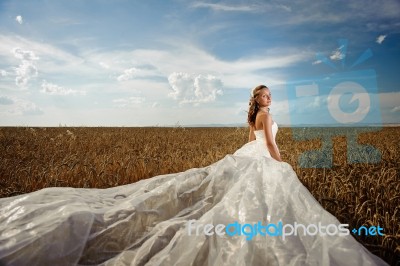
[0,126,398,264]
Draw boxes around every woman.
[0,85,387,265]
[244,84,282,162]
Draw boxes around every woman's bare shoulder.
[258,112,272,122]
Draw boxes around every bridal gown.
[0,122,388,266]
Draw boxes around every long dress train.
[0,123,388,265]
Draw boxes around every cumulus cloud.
[330,45,345,61]
[0,35,307,92]
[13,48,39,87]
[13,48,38,61]
[15,62,38,87]
[376,34,387,44]
[15,15,23,24]
[117,68,137,81]
[113,96,145,108]
[0,35,92,92]
[168,72,223,104]
[41,80,85,95]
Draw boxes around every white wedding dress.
[0,122,388,266]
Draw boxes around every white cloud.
[12,48,39,87]
[15,62,38,86]
[13,48,39,61]
[0,35,86,77]
[312,60,322,65]
[41,80,85,95]
[115,65,165,82]
[192,2,257,12]
[330,45,345,61]
[391,106,400,112]
[0,35,307,94]
[0,97,43,116]
[15,15,23,24]
[191,2,292,13]
[114,44,307,88]
[0,34,307,125]
[14,101,43,115]
[277,4,292,12]
[0,70,8,77]
[113,96,145,108]
[117,68,137,81]
[376,34,387,44]
[168,72,223,104]
[99,62,110,69]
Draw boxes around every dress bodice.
[254,121,278,143]
[233,122,279,158]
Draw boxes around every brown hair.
[247,85,268,127]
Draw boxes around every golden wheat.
[0,126,398,264]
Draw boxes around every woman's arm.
[248,126,256,142]
[261,114,282,162]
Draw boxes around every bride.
[0,85,388,265]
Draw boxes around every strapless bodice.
[254,121,278,143]
[233,122,279,158]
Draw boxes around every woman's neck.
[259,107,270,113]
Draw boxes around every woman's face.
[257,88,271,107]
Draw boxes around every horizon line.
[1,123,399,128]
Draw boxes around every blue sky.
[0,0,399,126]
